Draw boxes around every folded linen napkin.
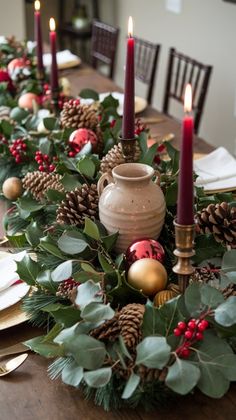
[0,282,30,311]
[0,251,26,292]
[43,50,80,68]
[194,147,236,191]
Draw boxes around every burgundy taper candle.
[122,16,135,139]
[177,84,194,225]
[49,18,59,92]
[34,1,44,74]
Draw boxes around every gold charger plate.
[0,301,29,331]
[135,96,148,114]
[58,57,82,70]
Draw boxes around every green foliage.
[165,359,200,395]
[136,337,171,369]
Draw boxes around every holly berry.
[174,328,182,337]
[180,347,190,358]
[9,138,27,163]
[68,151,76,158]
[177,321,187,331]
[196,332,204,341]
[197,320,209,331]
[110,119,116,128]
[35,151,56,172]
[184,330,193,340]
[188,320,196,330]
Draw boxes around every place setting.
[1,1,236,419]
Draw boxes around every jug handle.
[97,172,114,197]
[153,170,161,186]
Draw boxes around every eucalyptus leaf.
[200,284,224,309]
[75,280,102,309]
[121,372,140,399]
[51,260,73,283]
[221,250,236,272]
[58,231,89,255]
[43,304,81,328]
[214,296,236,327]
[81,302,114,323]
[25,336,63,358]
[84,367,112,388]
[136,337,171,368]
[165,359,200,395]
[184,283,203,317]
[197,364,230,398]
[40,235,66,259]
[83,217,100,240]
[62,361,83,387]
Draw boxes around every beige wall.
[109,0,236,153]
[0,0,25,39]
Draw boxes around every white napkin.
[43,50,80,67]
[194,147,236,191]
[0,36,6,44]
[0,283,30,311]
[0,251,26,292]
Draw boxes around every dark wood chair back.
[91,20,120,79]
[163,47,213,133]
[134,37,161,105]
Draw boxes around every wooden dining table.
[0,64,236,420]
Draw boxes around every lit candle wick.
[34,0,40,11]
[128,16,133,38]
[49,17,56,32]
[184,83,192,113]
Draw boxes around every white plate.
[80,92,148,116]
[0,282,30,311]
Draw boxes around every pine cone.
[56,278,78,299]
[196,202,236,248]
[23,171,65,201]
[0,106,10,121]
[100,142,141,174]
[138,365,161,382]
[190,267,219,284]
[118,303,145,349]
[60,101,98,130]
[56,183,98,227]
[90,315,120,341]
[222,283,236,299]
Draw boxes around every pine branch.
[48,356,73,380]
[22,289,58,327]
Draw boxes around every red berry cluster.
[35,151,57,172]
[68,98,80,107]
[9,138,27,163]
[0,134,8,145]
[135,118,147,136]
[110,118,116,128]
[174,318,209,358]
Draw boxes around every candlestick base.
[172,221,195,293]
[120,137,137,161]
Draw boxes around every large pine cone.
[90,303,145,350]
[118,303,145,349]
[23,171,65,201]
[100,142,141,174]
[56,183,98,227]
[60,100,98,130]
[196,202,236,248]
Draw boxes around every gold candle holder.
[120,137,137,161]
[172,220,195,292]
[36,68,45,84]
[51,88,60,116]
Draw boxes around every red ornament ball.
[125,238,165,269]
[69,128,98,153]
[7,58,26,75]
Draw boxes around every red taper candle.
[49,17,59,92]
[122,16,135,139]
[34,1,44,74]
[177,84,194,225]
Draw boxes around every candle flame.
[49,17,56,32]
[128,16,133,37]
[184,84,192,113]
[34,0,40,11]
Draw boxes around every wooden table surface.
[1,65,235,420]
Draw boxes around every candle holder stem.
[120,137,137,161]
[51,88,60,116]
[172,221,195,292]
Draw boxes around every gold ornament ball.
[2,177,23,200]
[127,258,167,296]
[154,290,177,307]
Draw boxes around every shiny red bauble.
[125,238,165,269]
[7,58,26,73]
[69,128,98,153]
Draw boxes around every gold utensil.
[0,342,28,358]
[152,133,175,142]
[0,353,28,377]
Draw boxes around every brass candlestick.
[172,220,195,292]
[51,88,60,116]
[36,68,45,84]
[120,137,137,161]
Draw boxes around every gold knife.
[0,342,28,358]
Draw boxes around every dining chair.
[163,47,213,134]
[90,20,120,79]
[134,37,161,105]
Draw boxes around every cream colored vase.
[98,163,166,253]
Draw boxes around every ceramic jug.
[98,163,166,253]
